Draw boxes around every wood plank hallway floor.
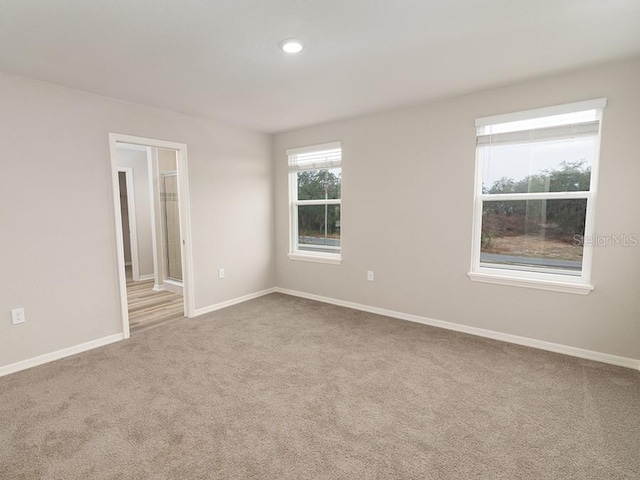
[127,278,184,331]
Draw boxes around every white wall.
[117,146,154,277]
[274,57,640,360]
[0,72,274,368]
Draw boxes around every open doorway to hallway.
[117,144,184,331]
[110,135,194,337]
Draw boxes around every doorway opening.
[109,134,194,337]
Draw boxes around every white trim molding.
[162,280,183,294]
[0,333,124,378]
[275,287,640,371]
[468,271,594,295]
[3,288,637,377]
[287,252,342,265]
[193,288,277,317]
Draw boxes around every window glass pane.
[298,204,341,252]
[298,168,341,201]
[481,138,594,194]
[481,199,586,274]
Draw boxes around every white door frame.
[109,133,195,339]
[117,167,141,281]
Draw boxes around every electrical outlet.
[11,308,25,325]
[367,270,374,282]
[218,268,225,279]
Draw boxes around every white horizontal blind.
[476,98,606,147]
[475,98,606,127]
[288,142,341,171]
[477,120,599,146]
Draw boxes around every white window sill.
[287,252,342,265]
[468,271,594,295]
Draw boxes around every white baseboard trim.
[138,274,155,281]
[275,288,640,372]
[4,288,636,377]
[0,333,124,378]
[194,288,277,317]
[162,281,183,294]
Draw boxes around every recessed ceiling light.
[280,39,304,54]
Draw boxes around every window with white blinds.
[469,99,606,294]
[287,142,342,264]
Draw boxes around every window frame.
[468,98,607,295]
[287,142,342,265]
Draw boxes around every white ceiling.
[1,1,639,133]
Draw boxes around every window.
[469,98,606,294]
[287,142,342,264]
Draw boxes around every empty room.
[1,1,639,479]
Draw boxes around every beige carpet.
[1,293,638,479]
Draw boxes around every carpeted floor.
[1,293,638,479]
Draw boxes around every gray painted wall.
[0,72,274,368]
[274,57,640,360]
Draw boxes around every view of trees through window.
[480,160,590,272]
[297,169,341,251]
